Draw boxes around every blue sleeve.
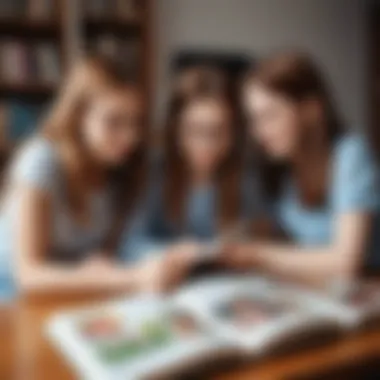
[11,138,57,192]
[119,209,171,263]
[117,174,172,263]
[332,134,380,212]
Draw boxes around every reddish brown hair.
[163,70,244,229]
[245,52,343,206]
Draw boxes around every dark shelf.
[0,18,61,37]
[84,17,141,35]
[0,82,56,97]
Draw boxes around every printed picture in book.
[79,310,203,364]
[217,295,296,330]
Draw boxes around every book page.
[173,274,268,315]
[47,296,222,379]
[210,289,303,333]
[179,283,332,352]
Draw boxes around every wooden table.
[2,293,380,380]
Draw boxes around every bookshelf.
[0,0,64,95]
[0,0,153,163]
[80,0,143,86]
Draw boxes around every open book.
[46,275,380,380]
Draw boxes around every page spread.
[46,276,380,380]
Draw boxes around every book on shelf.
[84,0,139,20]
[28,0,56,21]
[0,0,56,21]
[0,0,28,19]
[116,0,139,21]
[46,275,380,380]
[0,40,29,84]
[84,0,114,19]
[35,42,60,84]
[90,34,140,77]
[0,40,60,87]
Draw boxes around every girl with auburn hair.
[121,69,261,280]
[0,57,173,295]
[223,52,380,284]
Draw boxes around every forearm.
[252,242,357,282]
[15,263,141,295]
[235,213,370,283]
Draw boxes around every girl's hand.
[82,254,114,271]
[163,242,202,287]
[167,241,203,263]
[137,241,203,293]
[220,242,258,269]
[136,256,167,293]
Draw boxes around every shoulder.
[10,136,59,190]
[332,132,378,177]
[17,136,56,163]
[334,133,375,163]
[331,132,380,211]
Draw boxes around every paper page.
[174,274,268,314]
[187,284,335,353]
[46,295,223,380]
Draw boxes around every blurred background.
[1,1,380,379]
[0,0,379,165]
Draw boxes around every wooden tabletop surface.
[2,292,380,380]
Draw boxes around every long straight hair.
[41,57,147,222]
[245,52,344,206]
[163,71,245,229]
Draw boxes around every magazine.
[46,275,359,380]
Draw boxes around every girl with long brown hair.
[121,69,260,277]
[0,57,173,296]
[224,52,380,284]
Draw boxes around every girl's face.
[81,88,143,166]
[179,98,232,177]
[244,83,304,160]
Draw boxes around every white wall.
[154,0,369,128]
